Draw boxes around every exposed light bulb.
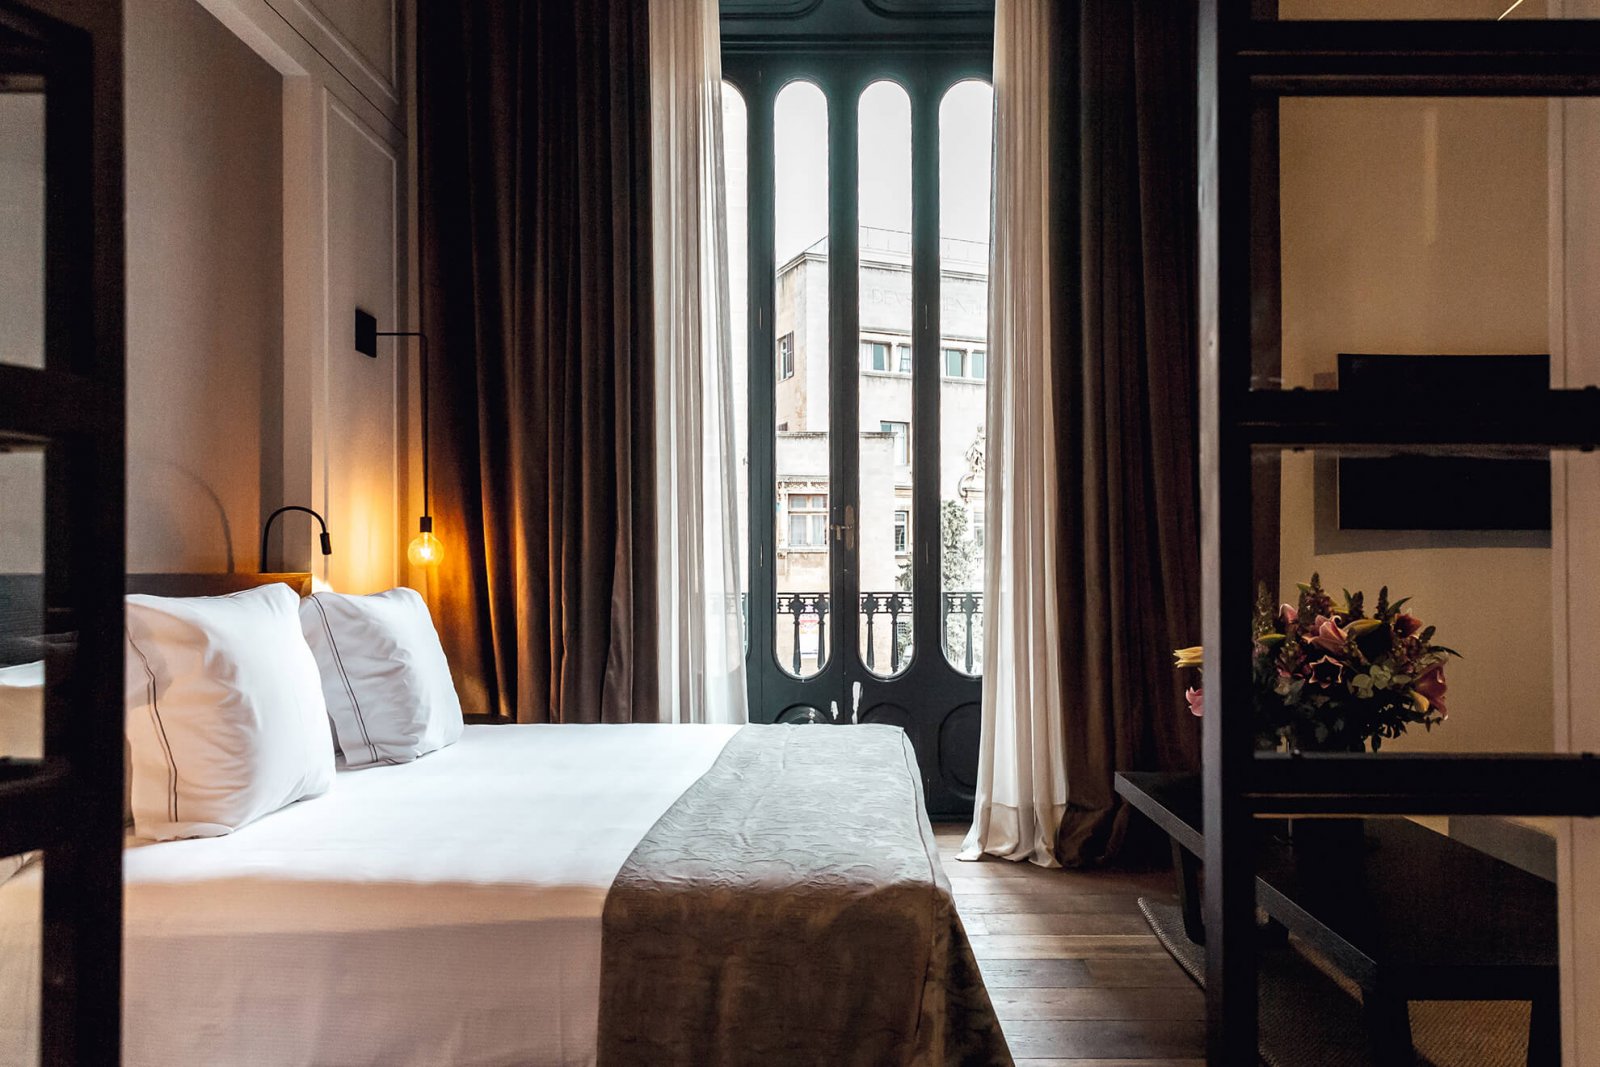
[407,516,443,567]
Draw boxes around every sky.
[725,78,995,267]
[717,78,995,583]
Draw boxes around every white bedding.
[0,722,740,1067]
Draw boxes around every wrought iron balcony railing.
[770,590,985,676]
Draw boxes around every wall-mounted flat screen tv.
[1336,353,1551,532]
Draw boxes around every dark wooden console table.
[1115,771,1559,1067]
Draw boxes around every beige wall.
[0,93,44,373]
[113,0,411,592]
[0,91,45,576]
[1277,95,1553,754]
[124,0,283,573]
[0,0,410,589]
[319,98,401,593]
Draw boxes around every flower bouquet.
[1174,574,1456,752]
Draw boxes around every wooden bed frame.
[2,574,311,669]
[123,573,312,598]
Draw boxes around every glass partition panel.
[1222,444,1572,755]
[1264,96,1561,392]
[0,445,44,763]
[0,89,45,370]
[774,81,830,678]
[0,852,41,1066]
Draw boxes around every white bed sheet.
[0,722,740,1067]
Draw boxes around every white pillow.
[124,583,334,841]
[299,587,463,768]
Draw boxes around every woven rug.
[1137,898,1530,1067]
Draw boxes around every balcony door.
[722,50,993,818]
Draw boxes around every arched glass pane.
[857,80,914,678]
[938,79,993,676]
[774,81,829,679]
[722,81,749,650]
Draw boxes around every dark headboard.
[123,572,312,598]
[0,573,311,667]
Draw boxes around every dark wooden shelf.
[0,761,71,858]
[1196,3,1600,1060]
[0,365,117,440]
[0,431,47,451]
[1117,772,1559,1002]
[1234,389,1600,448]
[0,757,45,786]
[1235,19,1600,95]
[1245,753,1600,816]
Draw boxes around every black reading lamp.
[354,308,442,566]
[259,506,332,573]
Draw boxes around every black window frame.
[722,0,995,818]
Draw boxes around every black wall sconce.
[355,309,441,566]
[260,505,332,573]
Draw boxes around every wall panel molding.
[193,0,411,590]
[1546,3,1600,1048]
[269,0,399,117]
[196,0,402,139]
[318,95,404,592]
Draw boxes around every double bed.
[0,718,1008,1065]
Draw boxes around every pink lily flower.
[1308,655,1344,689]
[1185,687,1204,718]
[1413,665,1448,718]
[1310,615,1348,654]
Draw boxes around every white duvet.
[0,723,741,1067]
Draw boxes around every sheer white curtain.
[959,0,1068,866]
[649,0,749,725]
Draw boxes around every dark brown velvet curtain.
[416,0,658,723]
[1054,0,1204,865]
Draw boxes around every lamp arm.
[260,505,332,573]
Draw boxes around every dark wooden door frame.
[0,0,126,1062]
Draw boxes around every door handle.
[832,504,856,551]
